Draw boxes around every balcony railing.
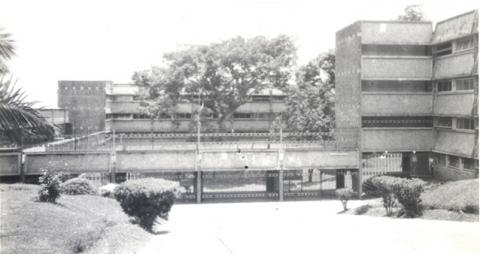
[362,92,432,115]
[434,92,475,116]
[433,51,476,79]
[362,128,433,152]
[362,56,432,80]
[361,21,432,45]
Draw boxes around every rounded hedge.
[113,178,183,231]
[61,177,97,195]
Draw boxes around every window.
[362,116,433,128]
[456,118,475,130]
[433,42,452,57]
[454,37,474,52]
[233,113,254,119]
[175,113,192,119]
[437,80,452,92]
[133,114,150,119]
[448,155,460,168]
[462,158,477,170]
[435,117,452,128]
[361,81,432,92]
[455,78,475,91]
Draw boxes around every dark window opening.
[362,116,433,128]
[434,117,452,128]
[362,80,432,92]
[456,118,475,130]
[437,80,452,92]
[433,42,452,57]
[455,78,475,91]
[362,45,431,56]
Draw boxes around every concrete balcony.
[362,128,433,152]
[433,129,477,157]
[105,119,277,133]
[433,51,476,79]
[106,100,286,114]
[106,101,141,114]
[236,101,286,113]
[361,21,432,45]
[434,92,475,116]
[361,56,432,80]
[362,92,432,115]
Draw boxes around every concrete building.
[58,80,108,136]
[37,108,72,137]
[336,10,478,181]
[105,83,287,133]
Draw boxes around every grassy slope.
[422,178,479,213]
[0,184,151,254]
[349,179,479,222]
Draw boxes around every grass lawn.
[0,183,151,254]
[349,179,479,222]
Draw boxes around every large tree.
[0,30,54,145]
[398,5,424,22]
[133,35,297,131]
[284,52,335,137]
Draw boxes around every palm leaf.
[0,78,54,145]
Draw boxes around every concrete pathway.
[138,200,480,254]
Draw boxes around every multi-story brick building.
[58,80,107,136]
[336,10,478,181]
[104,83,286,133]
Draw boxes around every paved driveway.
[139,200,480,254]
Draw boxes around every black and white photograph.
[0,0,479,253]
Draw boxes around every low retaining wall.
[0,153,21,176]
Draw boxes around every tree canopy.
[133,35,297,131]
[398,5,425,22]
[284,52,335,136]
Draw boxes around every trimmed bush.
[335,188,355,211]
[392,178,426,218]
[369,176,400,216]
[369,176,426,217]
[362,176,381,197]
[38,169,61,203]
[61,177,97,195]
[114,178,183,231]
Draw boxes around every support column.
[195,171,202,204]
[278,170,284,201]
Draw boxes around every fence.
[21,128,359,152]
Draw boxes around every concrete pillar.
[278,170,284,201]
[195,171,202,203]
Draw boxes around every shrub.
[362,176,381,197]
[335,188,355,211]
[61,177,97,195]
[113,178,183,231]
[99,183,118,198]
[57,172,77,183]
[369,176,400,216]
[38,169,61,203]
[392,178,426,218]
[354,204,372,215]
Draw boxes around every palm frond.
[0,78,54,145]
[0,30,15,61]
[0,29,15,75]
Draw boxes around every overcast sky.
[0,0,478,107]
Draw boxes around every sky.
[0,0,478,107]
